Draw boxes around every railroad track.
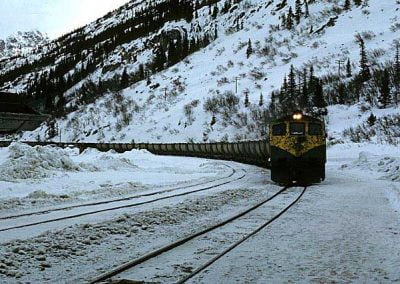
[0,164,236,221]
[90,186,307,284]
[0,165,246,234]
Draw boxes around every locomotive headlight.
[293,113,303,120]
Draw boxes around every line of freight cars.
[0,140,270,168]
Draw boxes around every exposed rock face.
[0,30,49,58]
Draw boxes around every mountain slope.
[0,30,49,59]
[0,0,399,143]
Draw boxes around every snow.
[0,156,272,283]
[0,143,226,204]
[194,155,400,283]
[1,140,400,283]
[0,142,81,181]
[327,103,400,134]
[0,30,48,59]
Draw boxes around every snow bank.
[350,151,400,182]
[78,148,139,171]
[0,143,80,181]
[0,143,141,182]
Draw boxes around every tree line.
[1,0,241,116]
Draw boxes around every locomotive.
[269,112,326,185]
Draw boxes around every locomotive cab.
[269,113,326,185]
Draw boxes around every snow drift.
[0,143,80,181]
[0,143,141,182]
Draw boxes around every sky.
[0,0,130,39]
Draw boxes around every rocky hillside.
[0,30,49,59]
[0,0,399,144]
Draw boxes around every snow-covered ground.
[0,143,227,210]
[194,144,400,283]
[0,141,400,283]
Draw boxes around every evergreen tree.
[286,7,294,29]
[354,0,362,6]
[281,14,287,29]
[269,91,277,114]
[304,0,309,18]
[378,69,391,108]
[285,65,297,112]
[338,83,346,104]
[121,68,129,87]
[211,115,216,126]
[346,59,352,78]
[288,65,297,99]
[138,64,145,80]
[394,44,400,105]
[312,78,327,108]
[283,76,288,94]
[259,93,264,106]
[367,113,376,126]
[147,73,152,86]
[280,76,288,107]
[300,69,308,109]
[295,0,302,24]
[246,39,253,58]
[309,65,315,83]
[344,0,351,10]
[358,36,371,82]
[244,91,250,107]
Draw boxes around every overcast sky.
[0,0,130,39]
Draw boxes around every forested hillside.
[0,0,398,144]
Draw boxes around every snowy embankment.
[326,102,400,212]
[329,143,400,214]
[0,143,226,210]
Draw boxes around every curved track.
[0,165,246,233]
[90,186,307,284]
[0,164,236,221]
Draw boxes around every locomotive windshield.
[290,123,305,135]
[272,123,287,136]
[309,123,323,135]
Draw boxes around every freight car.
[0,140,270,168]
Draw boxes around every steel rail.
[177,186,307,283]
[89,185,292,284]
[0,169,247,233]
[0,164,235,221]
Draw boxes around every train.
[269,112,326,184]
[0,112,326,185]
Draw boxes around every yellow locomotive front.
[269,112,326,185]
